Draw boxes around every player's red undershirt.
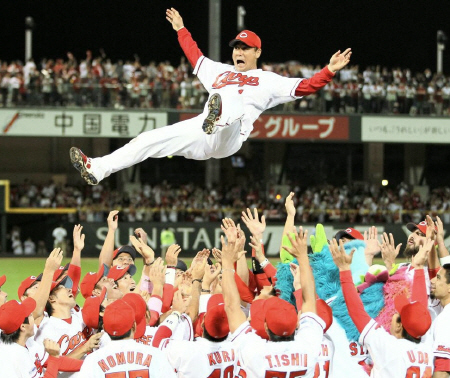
[177,27,335,97]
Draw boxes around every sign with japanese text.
[250,115,349,140]
[180,113,350,141]
[362,116,450,143]
[1,109,167,137]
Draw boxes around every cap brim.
[229,39,250,48]
[0,275,6,287]
[35,273,43,282]
[128,264,137,276]
[406,223,418,232]
[394,294,409,314]
[335,230,354,241]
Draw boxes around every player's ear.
[48,294,56,304]
[255,49,262,59]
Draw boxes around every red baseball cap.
[0,275,6,287]
[18,274,43,298]
[82,287,107,329]
[204,294,229,339]
[316,299,333,333]
[394,294,431,338]
[103,299,135,337]
[0,297,36,334]
[80,264,109,299]
[52,263,70,281]
[50,276,73,292]
[406,221,428,235]
[264,297,298,337]
[122,293,147,339]
[229,30,261,49]
[249,299,269,340]
[107,265,137,282]
[112,245,137,261]
[335,227,364,242]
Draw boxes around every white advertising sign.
[362,116,450,143]
[1,109,168,137]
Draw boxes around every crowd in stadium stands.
[1,54,450,115]
[9,180,450,225]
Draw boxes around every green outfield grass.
[0,256,386,306]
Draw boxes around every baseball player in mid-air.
[70,7,351,185]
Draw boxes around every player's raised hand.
[249,235,264,262]
[241,208,266,239]
[380,232,401,271]
[327,48,352,73]
[165,244,181,266]
[172,290,187,313]
[425,215,437,240]
[412,238,434,269]
[204,263,222,287]
[73,224,85,252]
[329,238,354,271]
[211,247,222,263]
[166,8,184,31]
[285,192,296,217]
[134,227,148,246]
[148,258,166,286]
[45,248,64,273]
[282,226,308,259]
[43,339,61,357]
[130,235,155,265]
[107,210,119,231]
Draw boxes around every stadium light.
[381,179,389,186]
[237,6,246,31]
[437,30,447,73]
[25,17,35,62]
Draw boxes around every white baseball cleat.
[202,93,222,135]
[70,147,99,185]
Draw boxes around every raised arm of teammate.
[329,238,371,332]
[166,8,203,68]
[221,224,248,333]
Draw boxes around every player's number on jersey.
[105,370,149,378]
[313,361,330,378]
[207,365,234,378]
[265,371,306,378]
[405,366,432,378]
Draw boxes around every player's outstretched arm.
[98,210,119,268]
[283,227,316,314]
[329,238,371,333]
[327,48,352,73]
[166,8,184,31]
[221,226,247,333]
[31,248,64,324]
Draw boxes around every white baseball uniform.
[230,313,325,378]
[0,342,40,378]
[359,319,434,377]
[34,311,93,378]
[431,303,450,372]
[89,27,333,183]
[79,339,176,378]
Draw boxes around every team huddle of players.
[0,194,449,378]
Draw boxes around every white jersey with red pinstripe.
[230,313,325,378]
[359,319,434,377]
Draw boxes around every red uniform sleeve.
[435,357,450,372]
[255,271,272,292]
[42,356,61,378]
[294,289,303,311]
[148,310,160,327]
[263,263,277,285]
[177,27,204,68]
[235,272,256,303]
[428,267,440,280]
[152,325,173,348]
[67,264,81,298]
[161,284,174,313]
[294,66,335,97]
[340,270,372,333]
[411,269,428,307]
